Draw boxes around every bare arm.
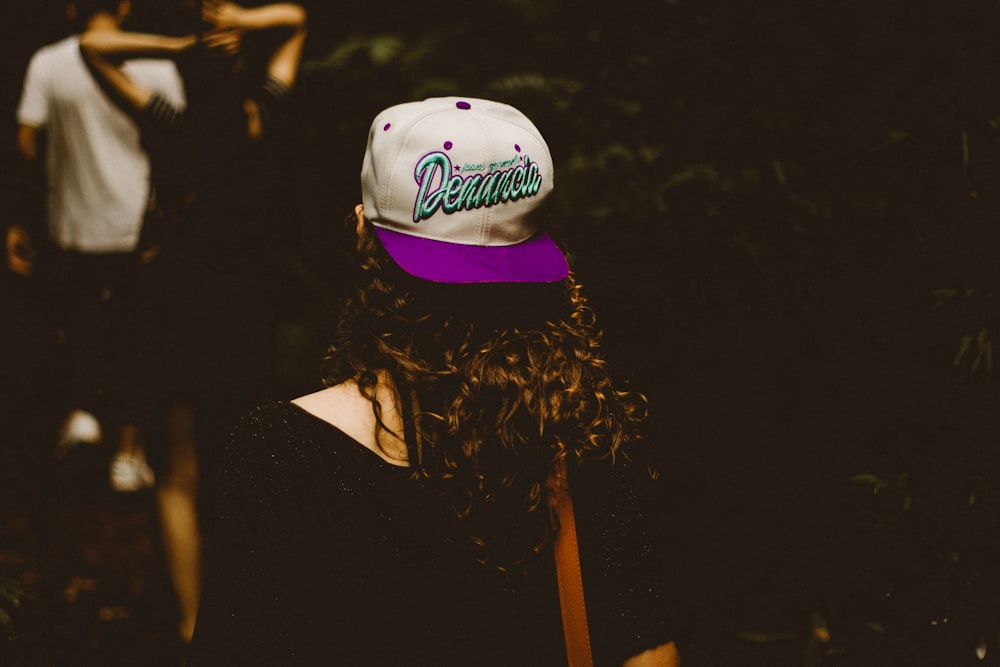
[79,30,197,117]
[203,1,306,32]
[10,124,42,275]
[203,1,307,87]
[264,18,307,87]
[78,30,198,60]
[16,123,39,163]
[6,223,35,277]
[78,37,155,112]
[623,641,680,667]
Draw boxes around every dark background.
[3,0,1000,665]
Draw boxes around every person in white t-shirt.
[14,0,185,490]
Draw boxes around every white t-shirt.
[16,35,185,253]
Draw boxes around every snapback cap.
[361,97,569,283]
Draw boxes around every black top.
[191,401,672,666]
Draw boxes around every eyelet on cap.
[455,101,471,110]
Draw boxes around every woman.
[191,97,679,665]
[79,0,307,644]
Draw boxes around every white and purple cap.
[361,97,569,283]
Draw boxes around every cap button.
[456,101,471,110]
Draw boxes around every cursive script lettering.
[412,152,543,223]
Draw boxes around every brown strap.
[553,457,594,667]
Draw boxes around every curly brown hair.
[322,218,651,579]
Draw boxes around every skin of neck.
[369,371,410,464]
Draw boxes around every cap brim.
[373,226,569,284]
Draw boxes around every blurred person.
[14,0,186,490]
[79,0,307,644]
[190,97,680,666]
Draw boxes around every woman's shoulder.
[225,398,368,472]
[291,381,409,467]
[219,396,398,500]
[231,399,315,440]
[227,400,333,465]
[290,383,368,435]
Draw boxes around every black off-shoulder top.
[191,401,671,666]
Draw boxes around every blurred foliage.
[287,0,1000,246]
[0,576,43,649]
[933,288,996,380]
[733,469,1000,666]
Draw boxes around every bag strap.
[552,457,594,667]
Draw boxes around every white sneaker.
[110,453,156,492]
[55,409,103,458]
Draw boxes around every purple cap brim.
[373,226,569,284]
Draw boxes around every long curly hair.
[322,218,651,579]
